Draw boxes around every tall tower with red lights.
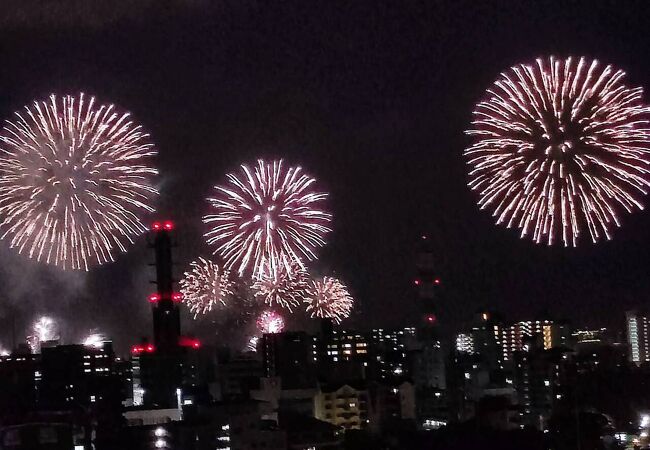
[149,220,181,351]
[415,234,441,331]
[414,234,447,422]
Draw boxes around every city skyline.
[0,1,649,354]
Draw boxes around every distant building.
[626,310,650,364]
[500,320,570,363]
[262,331,318,388]
[319,328,370,382]
[369,327,417,382]
[512,345,570,430]
[455,333,474,355]
[315,383,370,430]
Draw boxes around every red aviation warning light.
[434,278,441,285]
[171,292,183,302]
[148,293,161,303]
[152,222,162,231]
[425,314,437,324]
[179,337,201,349]
[414,279,420,286]
[131,344,156,355]
[163,220,174,231]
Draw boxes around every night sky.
[1,0,650,353]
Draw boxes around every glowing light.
[152,222,162,231]
[257,310,285,334]
[163,220,174,231]
[252,261,308,311]
[148,293,161,303]
[179,257,235,317]
[154,427,166,438]
[171,292,183,302]
[82,332,106,349]
[131,343,155,354]
[179,337,201,349]
[27,316,59,353]
[204,159,331,279]
[0,93,158,269]
[304,276,354,324]
[465,56,650,246]
[245,335,259,352]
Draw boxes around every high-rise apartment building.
[626,310,650,364]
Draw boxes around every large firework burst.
[465,56,650,246]
[0,93,158,269]
[204,159,331,279]
[256,310,285,334]
[252,260,308,311]
[305,276,353,323]
[180,257,235,317]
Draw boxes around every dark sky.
[1,0,650,353]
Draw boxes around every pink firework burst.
[305,276,353,324]
[204,160,331,279]
[180,257,235,317]
[466,56,650,246]
[252,260,308,311]
[257,310,285,334]
[0,93,157,270]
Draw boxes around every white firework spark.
[82,331,106,349]
[27,316,59,353]
[180,257,235,317]
[257,310,285,334]
[305,276,353,324]
[204,159,331,279]
[252,260,308,311]
[0,93,158,269]
[466,56,650,246]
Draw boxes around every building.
[262,331,318,388]
[319,327,370,382]
[470,311,503,371]
[455,333,474,355]
[315,383,370,430]
[512,344,570,430]
[369,327,417,382]
[626,310,650,364]
[500,320,570,363]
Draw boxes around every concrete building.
[315,383,370,430]
[626,310,650,364]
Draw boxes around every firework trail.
[204,159,331,279]
[465,56,650,246]
[305,276,353,324]
[27,316,59,353]
[257,310,285,334]
[252,260,308,311]
[0,93,158,269]
[180,257,235,317]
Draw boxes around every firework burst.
[0,93,158,269]
[252,260,308,311]
[256,310,285,334]
[204,159,331,279]
[82,331,107,349]
[180,257,235,317]
[305,276,353,323]
[465,56,650,246]
[27,316,59,353]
